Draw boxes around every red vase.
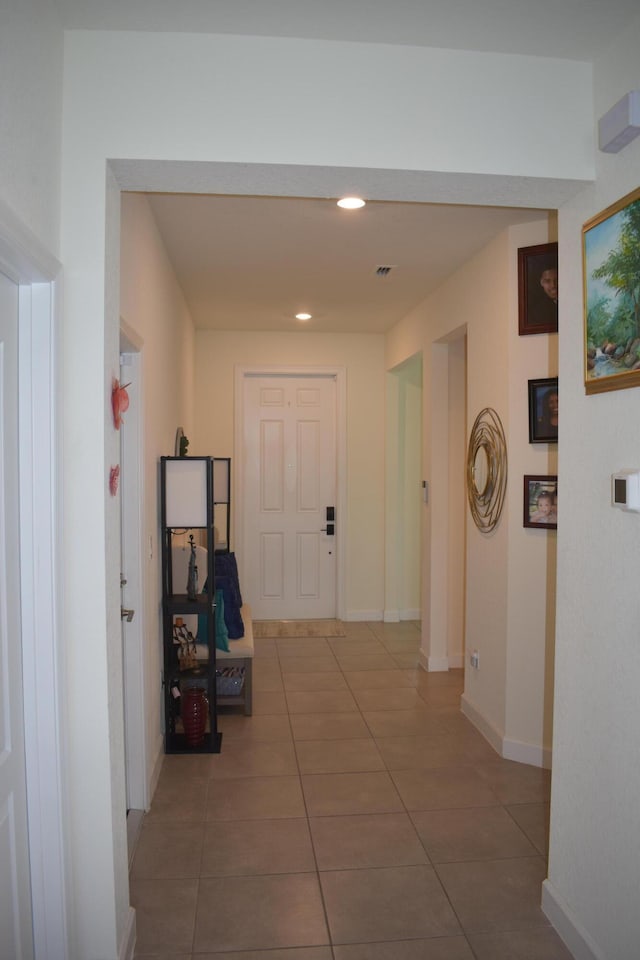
[182,687,208,747]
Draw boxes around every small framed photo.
[583,186,640,395]
[528,377,558,443]
[518,242,558,336]
[524,475,557,530]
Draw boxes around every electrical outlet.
[470,650,480,669]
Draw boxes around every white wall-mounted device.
[598,90,640,153]
[611,470,640,512]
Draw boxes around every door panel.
[244,375,336,619]
[297,533,320,597]
[261,420,284,511]
[0,271,34,959]
[261,533,284,598]
[298,419,320,511]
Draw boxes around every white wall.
[120,192,197,792]
[0,2,67,954]
[1,7,636,957]
[193,330,386,619]
[0,1,63,253]
[61,30,594,183]
[398,359,422,620]
[447,336,466,667]
[54,21,633,959]
[434,232,511,729]
[386,217,557,759]
[505,219,558,766]
[385,355,423,623]
[543,12,640,957]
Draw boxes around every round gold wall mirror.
[472,443,491,498]
[466,408,507,533]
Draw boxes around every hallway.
[130,621,570,959]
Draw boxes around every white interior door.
[0,270,34,959]
[243,374,337,620]
[119,342,147,819]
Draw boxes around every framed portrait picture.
[524,475,557,530]
[583,186,640,395]
[528,377,558,443]
[518,242,558,335]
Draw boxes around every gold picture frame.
[583,186,640,394]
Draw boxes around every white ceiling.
[58,0,634,334]
[144,193,546,333]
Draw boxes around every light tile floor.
[130,621,572,960]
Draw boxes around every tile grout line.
[133,621,557,957]
[287,634,338,958]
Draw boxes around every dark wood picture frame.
[523,475,557,530]
[528,377,558,443]
[518,242,558,335]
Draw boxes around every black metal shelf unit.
[213,456,231,554]
[160,456,222,754]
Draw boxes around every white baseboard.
[126,809,145,869]
[427,655,450,672]
[460,693,503,757]
[148,735,164,807]
[417,650,448,672]
[118,906,136,960]
[399,608,421,621]
[345,609,383,621]
[418,651,462,672]
[542,880,605,960]
[503,736,552,770]
[347,610,421,623]
[461,694,551,768]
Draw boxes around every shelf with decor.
[160,455,222,754]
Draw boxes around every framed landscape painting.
[583,186,640,394]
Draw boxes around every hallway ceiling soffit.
[56,0,639,62]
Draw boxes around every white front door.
[243,375,337,620]
[0,270,34,959]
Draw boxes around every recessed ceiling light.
[295,312,312,321]
[337,197,366,209]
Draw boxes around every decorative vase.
[181,686,208,747]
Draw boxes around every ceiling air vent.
[375,265,395,277]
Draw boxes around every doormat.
[253,619,346,639]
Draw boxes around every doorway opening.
[424,328,467,671]
[445,331,467,669]
[109,157,561,873]
[119,324,147,862]
[385,354,423,624]
[0,208,67,957]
